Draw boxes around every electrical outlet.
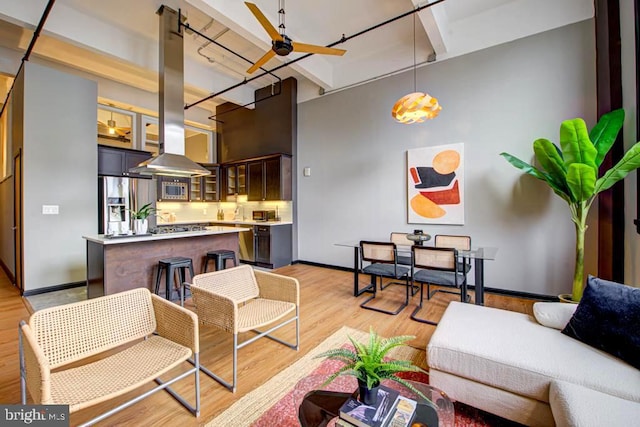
[42,205,59,215]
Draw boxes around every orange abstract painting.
[407,143,464,224]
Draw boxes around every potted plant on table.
[501,109,640,302]
[128,203,157,235]
[315,328,431,406]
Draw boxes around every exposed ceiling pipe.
[208,81,282,122]
[196,27,249,78]
[184,0,447,111]
[183,19,281,82]
[0,0,56,118]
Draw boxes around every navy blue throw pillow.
[561,276,640,370]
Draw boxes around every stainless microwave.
[161,179,189,200]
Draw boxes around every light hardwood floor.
[0,264,537,426]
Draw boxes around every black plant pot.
[357,379,379,405]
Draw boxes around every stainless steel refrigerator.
[98,176,157,235]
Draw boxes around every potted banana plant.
[501,109,640,302]
[314,328,431,406]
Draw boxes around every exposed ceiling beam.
[413,0,449,56]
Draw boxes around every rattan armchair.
[189,264,299,392]
[19,288,200,427]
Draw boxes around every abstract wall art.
[407,143,464,225]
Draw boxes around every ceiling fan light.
[107,119,116,135]
[391,92,441,124]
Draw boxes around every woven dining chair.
[410,246,467,325]
[390,232,413,266]
[189,264,299,392]
[359,241,411,315]
[435,234,472,274]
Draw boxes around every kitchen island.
[83,226,247,298]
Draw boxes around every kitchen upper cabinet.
[98,145,152,178]
[247,154,292,201]
[190,164,220,202]
[203,166,220,201]
[222,162,246,201]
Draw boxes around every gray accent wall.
[297,20,597,297]
[19,62,97,291]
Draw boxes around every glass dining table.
[334,239,498,305]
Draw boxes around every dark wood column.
[595,0,624,282]
[634,0,640,234]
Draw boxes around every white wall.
[22,62,97,291]
[297,20,598,297]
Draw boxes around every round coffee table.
[298,379,454,427]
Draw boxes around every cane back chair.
[359,241,411,315]
[410,246,467,325]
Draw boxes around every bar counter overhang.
[83,226,246,298]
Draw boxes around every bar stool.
[203,250,237,273]
[154,257,195,302]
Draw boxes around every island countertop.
[83,226,247,245]
[85,226,243,298]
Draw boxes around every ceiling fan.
[97,111,131,137]
[245,1,346,74]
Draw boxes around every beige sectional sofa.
[427,302,640,426]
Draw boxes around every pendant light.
[391,11,441,124]
[107,111,117,135]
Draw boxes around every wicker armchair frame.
[18,288,200,426]
[189,264,299,392]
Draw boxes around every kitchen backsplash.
[156,200,293,223]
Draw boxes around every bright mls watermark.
[1,405,69,426]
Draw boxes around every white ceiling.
[0,0,594,120]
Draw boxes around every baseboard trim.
[23,281,85,297]
[294,260,558,301]
[0,258,15,284]
[294,259,353,273]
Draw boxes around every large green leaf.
[533,138,568,191]
[594,141,640,194]
[590,109,624,166]
[501,152,573,202]
[560,118,598,170]
[566,163,596,202]
[500,152,546,180]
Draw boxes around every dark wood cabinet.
[222,162,246,201]
[98,145,152,179]
[255,224,292,269]
[190,165,220,202]
[246,154,292,201]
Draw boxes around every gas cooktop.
[149,225,207,234]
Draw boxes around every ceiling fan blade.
[245,2,283,42]
[247,49,276,74]
[292,42,346,56]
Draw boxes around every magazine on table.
[383,395,418,427]
[338,385,399,427]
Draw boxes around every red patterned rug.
[207,327,522,427]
